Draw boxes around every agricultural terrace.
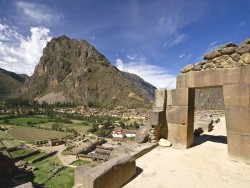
[0,116,91,133]
[8,127,67,142]
[0,130,22,148]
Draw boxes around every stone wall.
[180,39,250,73]
[74,154,136,188]
[150,36,250,163]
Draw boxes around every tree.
[51,123,60,131]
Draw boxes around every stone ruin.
[150,36,250,163]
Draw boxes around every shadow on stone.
[135,166,143,176]
[193,134,227,146]
[124,166,143,186]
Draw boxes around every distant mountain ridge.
[0,68,27,99]
[21,35,156,108]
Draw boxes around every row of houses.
[112,127,137,138]
[53,107,150,120]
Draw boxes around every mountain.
[21,35,156,108]
[0,68,26,99]
[18,74,30,80]
[195,88,224,110]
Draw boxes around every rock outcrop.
[180,37,250,73]
[21,35,156,108]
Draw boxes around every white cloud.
[115,56,176,89]
[0,22,52,75]
[179,54,185,58]
[163,33,188,48]
[15,1,62,25]
[209,41,218,47]
[126,55,136,60]
[238,21,245,27]
[207,40,222,52]
[179,53,192,60]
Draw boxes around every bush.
[3,119,10,124]
[95,128,110,137]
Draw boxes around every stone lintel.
[176,66,250,88]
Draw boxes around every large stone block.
[79,154,136,188]
[166,106,193,126]
[225,107,250,133]
[176,74,187,88]
[167,123,188,149]
[193,69,223,87]
[150,111,165,126]
[171,88,189,106]
[223,67,241,85]
[223,84,250,107]
[177,69,224,88]
[227,131,250,163]
[154,89,167,110]
[240,65,250,84]
[167,89,173,106]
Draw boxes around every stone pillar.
[223,84,250,163]
[166,88,195,149]
[149,89,168,142]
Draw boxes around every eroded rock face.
[180,36,250,73]
[21,35,156,108]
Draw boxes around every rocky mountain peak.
[21,35,156,108]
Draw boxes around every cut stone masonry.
[150,36,250,163]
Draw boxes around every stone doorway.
[150,37,250,163]
[193,87,227,147]
[150,66,250,163]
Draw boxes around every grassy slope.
[0,68,25,98]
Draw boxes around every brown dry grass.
[8,127,66,142]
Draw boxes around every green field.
[10,148,35,158]
[8,127,67,142]
[0,130,22,148]
[45,167,74,188]
[0,117,48,125]
[0,116,91,133]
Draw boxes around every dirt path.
[125,117,250,188]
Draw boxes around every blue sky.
[0,0,249,88]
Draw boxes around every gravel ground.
[124,117,250,188]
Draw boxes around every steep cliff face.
[22,35,156,108]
